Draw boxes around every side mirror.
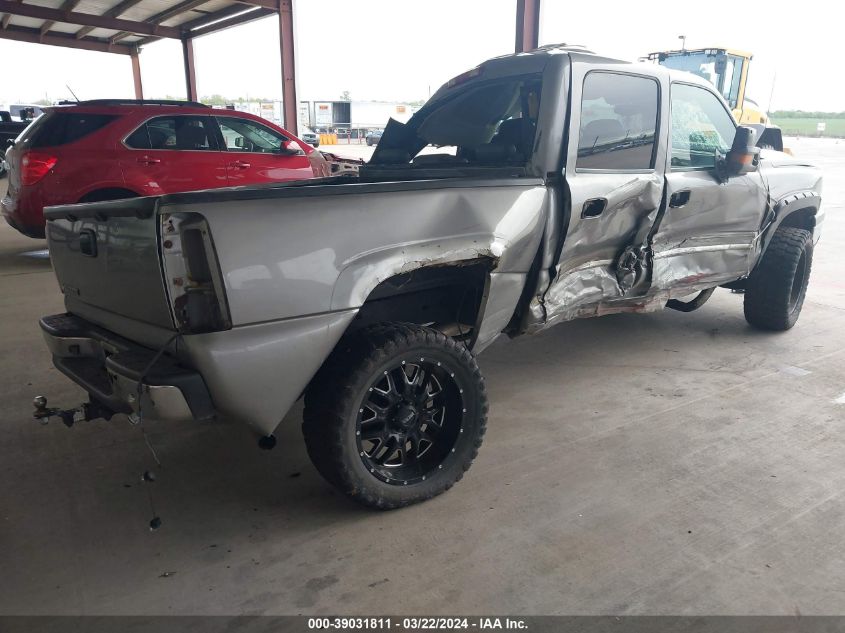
[726,126,760,176]
[278,139,304,155]
[234,136,244,148]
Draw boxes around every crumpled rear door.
[532,65,669,328]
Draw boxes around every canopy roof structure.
[0,0,541,136]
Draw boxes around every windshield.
[658,52,745,109]
[370,74,542,167]
[660,53,720,84]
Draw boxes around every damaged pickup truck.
[38,46,822,509]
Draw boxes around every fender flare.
[760,190,822,255]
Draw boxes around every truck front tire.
[303,323,488,509]
[744,226,813,331]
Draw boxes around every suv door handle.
[669,190,691,208]
[136,156,161,165]
[231,160,251,170]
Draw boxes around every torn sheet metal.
[526,173,663,330]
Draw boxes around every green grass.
[770,117,845,137]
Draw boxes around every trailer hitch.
[32,395,115,427]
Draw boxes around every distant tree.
[770,109,845,119]
[340,90,351,101]
[202,94,230,106]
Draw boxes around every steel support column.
[278,0,297,136]
[182,38,197,101]
[131,52,143,99]
[515,0,540,53]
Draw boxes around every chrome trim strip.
[653,243,752,258]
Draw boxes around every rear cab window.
[369,73,543,167]
[23,112,118,148]
[576,72,660,171]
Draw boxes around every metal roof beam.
[0,0,183,38]
[0,23,135,54]
[180,3,256,31]
[40,0,83,35]
[1,0,21,30]
[74,0,146,39]
[232,0,277,9]
[185,6,274,38]
[146,0,212,25]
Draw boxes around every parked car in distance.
[365,129,383,146]
[299,127,320,147]
[38,47,822,510]
[0,104,44,121]
[2,99,328,238]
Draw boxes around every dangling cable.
[133,331,181,531]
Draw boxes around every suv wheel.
[744,226,813,331]
[303,323,488,509]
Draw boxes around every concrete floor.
[1,138,844,615]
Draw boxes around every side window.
[577,72,659,170]
[216,116,288,153]
[670,83,736,169]
[125,116,217,151]
[29,113,117,148]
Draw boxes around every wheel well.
[78,188,139,203]
[349,260,492,346]
[779,207,816,233]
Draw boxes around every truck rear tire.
[744,226,813,331]
[302,323,488,509]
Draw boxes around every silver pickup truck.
[38,46,822,509]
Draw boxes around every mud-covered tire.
[744,226,813,331]
[302,323,488,510]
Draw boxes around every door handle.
[669,190,691,208]
[582,198,607,218]
[231,160,251,170]
[136,156,161,165]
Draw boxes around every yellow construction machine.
[648,47,784,151]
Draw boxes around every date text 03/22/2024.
[307,617,528,630]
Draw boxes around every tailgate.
[45,197,175,330]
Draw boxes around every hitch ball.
[33,395,48,410]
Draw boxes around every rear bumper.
[40,313,214,423]
[2,188,46,239]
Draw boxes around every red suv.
[2,100,328,238]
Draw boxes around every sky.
[0,0,840,112]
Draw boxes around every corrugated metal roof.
[0,0,275,54]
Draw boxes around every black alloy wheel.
[303,323,487,509]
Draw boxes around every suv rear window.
[28,113,117,148]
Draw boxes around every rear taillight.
[160,213,231,334]
[21,151,58,186]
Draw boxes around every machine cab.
[648,48,755,121]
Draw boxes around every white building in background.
[300,100,420,131]
[215,100,420,132]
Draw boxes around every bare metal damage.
[528,174,665,328]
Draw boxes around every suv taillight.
[21,151,58,185]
